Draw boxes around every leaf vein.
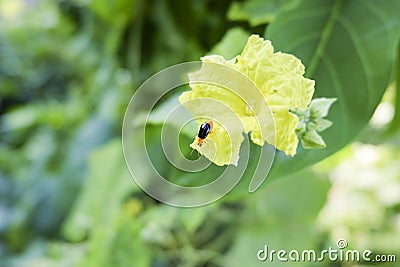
[337,17,373,109]
[321,55,349,138]
[306,0,344,77]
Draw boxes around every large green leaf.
[265,0,400,180]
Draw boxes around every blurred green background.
[1,0,400,266]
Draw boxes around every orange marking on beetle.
[197,121,213,147]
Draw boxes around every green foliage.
[292,98,336,149]
[221,169,330,267]
[318,143,400,256]
[266,0,400,179]
[227,0,299,26]
[1,0,400,266]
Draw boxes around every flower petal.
[179,35,316,165]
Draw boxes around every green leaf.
[220,169,330,266]
[227,0,299,26]
[308,97,337,118]
[146,94,198,138]
[314,118,333,132]
[265,0,400,179]
[301,129,326,149]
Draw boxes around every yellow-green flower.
[179,35,315,166]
